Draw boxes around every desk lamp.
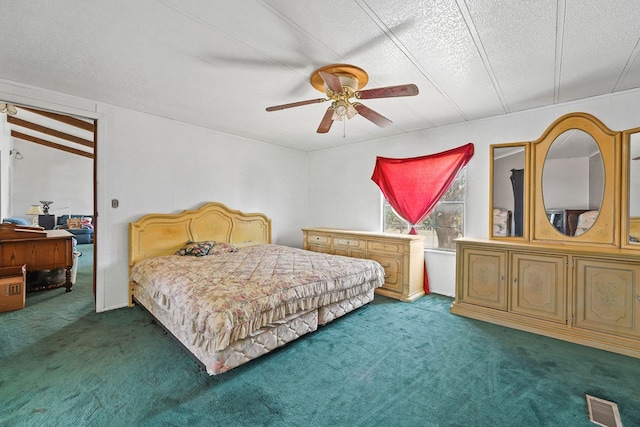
[26,205,44,226]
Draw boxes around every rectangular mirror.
[490,143,529,238]
[622,128,640,249]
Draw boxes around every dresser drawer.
[333,237,366,249]
[368,254,401,290]
[307,244,333,254]
[306,233,331,245]
[367,240,405,254]
[335,248,366,258]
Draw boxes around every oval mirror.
[542,129,604,236]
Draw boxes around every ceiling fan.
[266,64,419,133]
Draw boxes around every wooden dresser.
[452,113,640,359]
[302,228,425,302]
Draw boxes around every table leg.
[64,266,73,292]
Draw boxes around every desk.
[0,228,74,292]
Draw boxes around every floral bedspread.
[130,244,385,352]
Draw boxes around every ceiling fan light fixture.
[346,104,358,119]
[0,102,18,115]
[333,100,350,117]
[337,75,359,93]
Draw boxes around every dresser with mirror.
[451,112,640,358]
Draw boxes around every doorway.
[3,104,96,302]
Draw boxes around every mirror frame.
[531,113,620,246]
[489,142,530,240]
[621,127,640,250]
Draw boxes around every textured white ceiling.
[1,0,639,151]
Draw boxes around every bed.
[129,202,385,375]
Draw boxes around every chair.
[55,215,94,244]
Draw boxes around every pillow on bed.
[207,242,238,255]
[175,241,216,257]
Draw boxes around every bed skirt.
[133,284,375,375]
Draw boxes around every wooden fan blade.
[266,98,326,112]
[317,107,335,133]
[318,71,344,94]
[356,84,419,99]
[353,103,392,128]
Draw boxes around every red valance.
[371,143,475,294]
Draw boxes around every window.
[383,168,466,251]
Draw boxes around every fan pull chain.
[343,118,346,138]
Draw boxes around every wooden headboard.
[128,202,271,306]
[129,202,272,268]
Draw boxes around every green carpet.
[1,244,639,426]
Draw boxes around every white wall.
[0,115,11,220]
[589,153,604,210]
[307,89,640,296]
[542,157,589,209]
[1,79,308,312]
[493,149,525,234]
[11,139,93,221]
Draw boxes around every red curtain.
[371,143,475,294]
